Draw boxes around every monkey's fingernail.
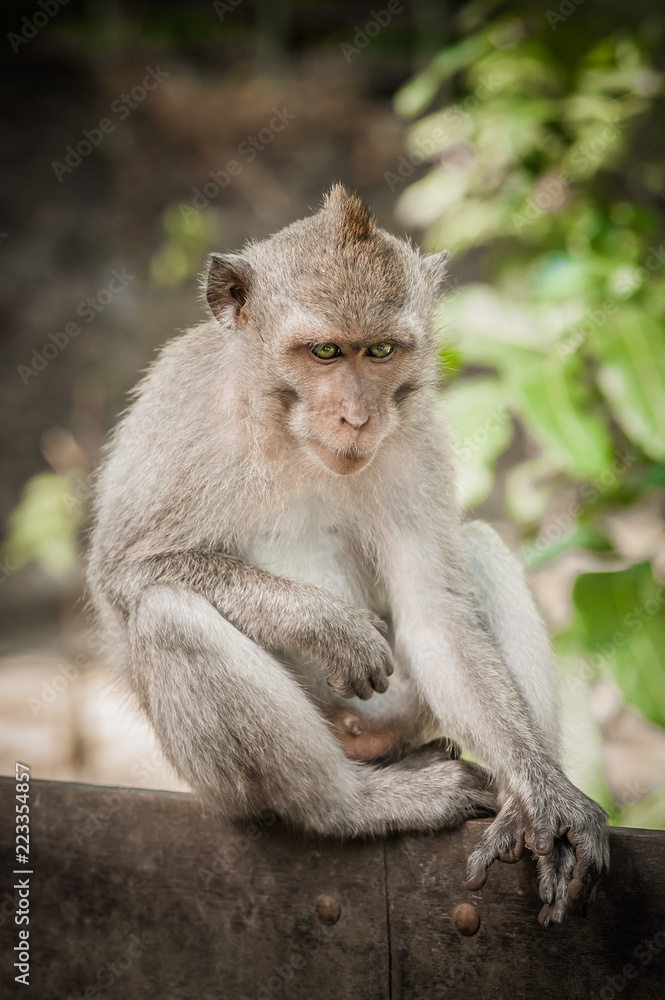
[464,869,487,891]
[543,916,552,929]
[556,911,566,925]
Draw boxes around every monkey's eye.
[311,343,341,360]
[367,342,395,359]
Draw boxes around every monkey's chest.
[244,528,387,613]
[243,529,431,736]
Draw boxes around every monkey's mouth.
[308,439,374,475]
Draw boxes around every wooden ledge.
[1,778,664,999]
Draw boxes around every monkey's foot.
[463,791,609,926]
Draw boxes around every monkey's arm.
[382,524,609,925]
[113,550,393,700]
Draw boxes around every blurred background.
[1,0,664,829]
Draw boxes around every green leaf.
[522,523,613,570]
[562,562,665,729]
[592,309,665,462]
[511,357,613,478]
[394,34,492,118]
[2,473,81,578]
[504,456,558,526]
[438,377,513,507]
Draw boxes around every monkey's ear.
[206,253,253,325]
[422,250,450,297]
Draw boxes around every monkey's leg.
[382,523,609,922]
[127,584,495,835]
[463,520,602,925]
[462,520,559,756]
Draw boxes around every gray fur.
[87,185,608,921]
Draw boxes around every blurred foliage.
[1,474,81,579]
[150,205,217,288]
[396,0,665,825]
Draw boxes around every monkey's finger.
[326,676,372,701]
[371,616,389,636]
[568,864,600,903]
[549,843,575,925]
[536,841,572,925]
[464,847,498,891]
[538,902,553,928]
[351,676,375,701]
[525,830,554,856]
[376,641,395,677]
[369,673,390,695]
[539,882,555,906]
[497,832,526,864]
[463,866,490,892]
[566,832,608,904]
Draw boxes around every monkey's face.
[204,186,447,477]
[274,324,421,476]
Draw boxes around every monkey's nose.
[340,414,369,431]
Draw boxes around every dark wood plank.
[0,778,389,1000]
[386,821,665,1000]
[2,777,665,999]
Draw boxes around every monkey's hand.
[313,602,394,700]
[463,788,609,925]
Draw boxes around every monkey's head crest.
[320,183,375,244]
[204,184,448,332]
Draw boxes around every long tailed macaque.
[87,185,608,926]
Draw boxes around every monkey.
[87,184,609,927]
